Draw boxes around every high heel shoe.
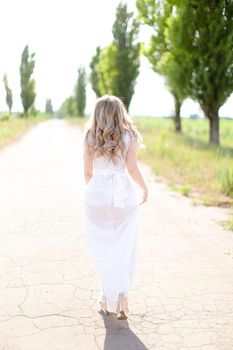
[98,292,109,316]
[116,293,129,320]
[98,292,110,315]
[99,301,110,315]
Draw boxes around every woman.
[82,95,148,320]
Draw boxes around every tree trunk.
[173,94,182,132]
[208,112,219,145]
[24,107,28,118]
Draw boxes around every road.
[0,118,232,350]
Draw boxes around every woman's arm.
[126,137,148,205]
[83,139,94,184]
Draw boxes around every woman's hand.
[126,138,148,206]
[83,137,94,185]
[86,175,93,185]
[139,187,148,205]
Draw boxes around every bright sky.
[0,0,232,117]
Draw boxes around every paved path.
[0,118,233,350]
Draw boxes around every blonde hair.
[83,95,143,163]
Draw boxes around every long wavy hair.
[83,95,143,163]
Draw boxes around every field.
[0,113,51,149]
[134,117,233,207]
[67,115,233,211]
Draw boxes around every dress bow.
[101,168,128,208]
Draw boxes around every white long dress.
[83,130,140,313]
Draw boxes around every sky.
[0,0,232,117]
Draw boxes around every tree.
[137,0,233,144]
[90,46,102,97]
[136,0,190,132]
[97,44,118,96]
[20,45,36,116]
[157,51,191,132]
[75,66,86,117]
[3,73,13,113]
[168,0,233,144]
[91,2,140,110]
[111,2,141,109]
[58,96,77,118]
[45,98,53,114]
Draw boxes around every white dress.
[83,130,140,313]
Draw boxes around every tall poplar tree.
[45,98,53,114]
[58,96,77,117]
[3,73,13,113]
[90,46,102,97]
[97,44,118,96]
[111,2,140,109]
[20,45,36,116]
[75,66,86,117]
[90,2,140,110]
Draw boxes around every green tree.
[157,51,191,132]
[58,96,77,118]
[97,44,118,96]
[138,0,233,144]
[168,0,233,144]
[75,66,86,117]
[45,98,53,114]
[111,2,140,109]
[20,45,36,116]
[90,46,101,97]
[90,3,140,110]
[3,73,13,113]
[136,0,190,132]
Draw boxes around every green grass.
[65,115,87,127]
[132,116,233,208]
[169,183,192,196]
[227,220,233,231]
[0,113,52,149]
[221,206,233,231]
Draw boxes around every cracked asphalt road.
[0,118,233,350]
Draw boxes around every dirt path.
[0,118,232,350]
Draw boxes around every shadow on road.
[99,310,149,350]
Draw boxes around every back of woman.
[82,95,148,320]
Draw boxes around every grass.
[133,116,233,208]
[134,116,233,232]
[65,115,87,127]
[227,220,233,231]
[221,206,233,231]
[169,183,192,196]
[0,113,52,150]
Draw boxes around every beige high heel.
[98,291,109,315]
[116,293,129,320]
[99,301,110,315]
